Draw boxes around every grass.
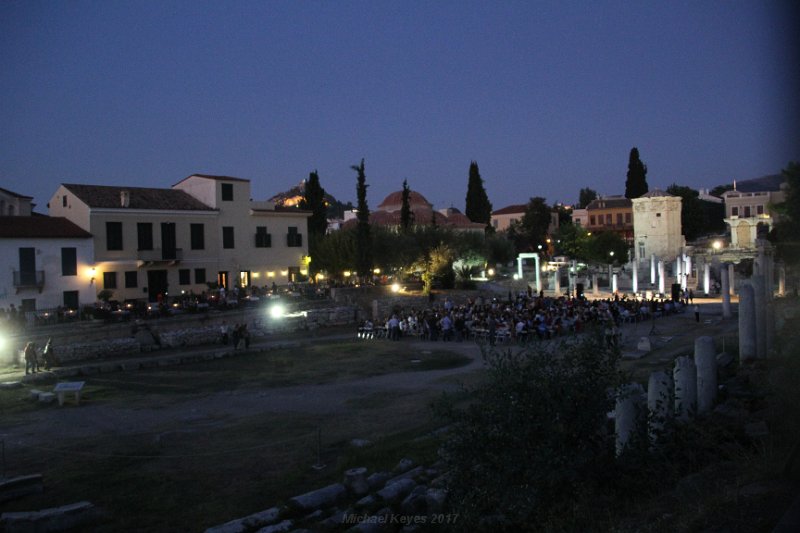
[0,338,473,531]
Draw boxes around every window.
[125,271,138,288]
[255,226,272,248]
[179,269,191,285]
[137,222,153,250]
[656,213,661,217]
[63,290,79,310]
[287,226,302,247]
[605,214,612,225]
[221,183,233,201]
[744,206,751,217]
[616,213,623,225]
[222,227,235,249]
[190,223,205,250]
[194,268,206,284]
[756,205,764,215]
[62,195,67,207]
[732,206,739,216]
[625,213,632,224]
[61,247,77,276]
[103,271,117,289]
[638,242,646,259]
[106,222,123,251]
[589,215,596,226]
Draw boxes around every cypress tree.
[400,179,413,232]
[299,170,327,237]
[625,147,649,199]
[465,161,493,229]
[352,159,373,278]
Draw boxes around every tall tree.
[465,161,493,229]
[577,187,598,209]
[299,170,328,237]
[400,179,413,232]
[508,197,552,253]
[771,162,800,264]
[352,159,372,278]
[666,184,705,241]
[625,147,649,199]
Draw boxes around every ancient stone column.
[694,336,717,415]
[721,266,732,318]
[703,263,710,296]
[650,254,656,285]
[647,371,673,446]
[738,283,756,363]
[728,263,736,296]
[615,383,644,456]
[779,264,786,297]
[592,273,599,296]
[658,261,666,295]
[751,276,767,359]
[554,268,561,296]
[632,262,638,294]
[612,273,618,294]
[674,356,697,422]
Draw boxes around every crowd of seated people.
[358,291,686,345]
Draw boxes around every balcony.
[13,270,45,292]
[136,248,183,266]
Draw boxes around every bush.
[434,330,624,529]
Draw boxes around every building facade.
[49,175,310,302]
[722,176,786,249]
[0,189,94,314]
[585,196,634,242]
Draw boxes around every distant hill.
[268,180,353,219]
[709,173,785,197]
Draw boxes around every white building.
[49,174,310,302]
[632,189,684,262]
[721,175,786,249]
[0,188,94,314]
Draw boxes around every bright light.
[391,283,400,293]
[712,240,722,250]
[487,268,495,276]
[300,269,308,276]
[343,271,352,277]
[373,268,381,275]
[315,273,325,281]
[267,271,275,278]
[513,273,520,280]
[252,272,260,278]
[280,270,288,276]
[269,304,285,319]
[609,251,615,257]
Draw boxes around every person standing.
[694,304,700,323]
[24,341,38,375]
[220,321,230,345]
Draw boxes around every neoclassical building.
[722,175,786,249]
[49,174,310,302]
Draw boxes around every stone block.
[366,472,390,491]
[0,501,95,533]
[0,474,44,504]
[637,336,652,352]
[376,478,416,504]
[254,519,292,533]
[393,458,415,474]
[204,506,281,533]
[343,467,370,496]
[288,483,346,513]
[38,392,56,404]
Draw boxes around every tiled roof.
[0,186,33,199]
[586,197,632,210]
[492,204,528,215]
[173,173,250,187]
[62,184,214,211]
[378,190,432,211]
[0,216,92,238]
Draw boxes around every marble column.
[650,254,656,285]
[632,262,639,294]
[647,371,673,446]
[658,261,666,295]
[751,276,767,359]
[612,273,618,294]
[728,264,736,296]
[703,263,710,296]
[721,266,732,318]
[615,383,644,456]
[778,264,786,297]
[592,273,599,296]
[695,336,717,415]
[554,268,561,296]
[738,283,756,363]
[674,356,697,422]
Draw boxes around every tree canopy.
[400,179,413,232]
[625,147,649,199]
[299,170,328,237]
[578,187,598,209]
[507,197,551,253]
[770,162,800,264]
[465,161,492,229]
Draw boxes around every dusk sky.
[1,1,798,213]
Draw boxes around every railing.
[136,248,184,261]
[12,270,45,289]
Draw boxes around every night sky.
[1,1,798,213]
